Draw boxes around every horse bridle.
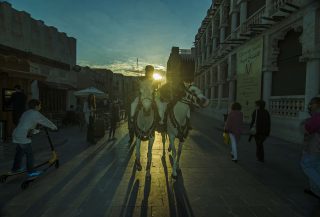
[179,85,200,107]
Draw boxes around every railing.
[269,0,301,15]
[179,49,192,55]
[240,6,266,34]
[269,96,305,118]
[221,98,229,110]
[219,34,232,55]
[210,99,219,108]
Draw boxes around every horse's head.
[185,83,210,108]
[140,81,153,115]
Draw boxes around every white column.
[217,64,223,109]
[304,59,320,111]
[265,0,273,17]
[263,70,272,110]
[239,0,247,25]
[206,29,210,59]
[211,88,214,100]
[228,56,236,103]
[219,4,226,47]
[231,11,239,39]
[31,80,39,100]
[302,6,320,111]
[212,36,218,55]
[220,27,225,43]
[202,36,206,63]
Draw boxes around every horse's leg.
[169,134,178,179]
[161,132,166,158]
[146,135,155,178]
[135,138,142,171]
[176,141,183,174]
[130,97,138,120]
[167,132,172,152]
[155,98,165,124]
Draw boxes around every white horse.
[162,83,209,179]
[132,81,159,177]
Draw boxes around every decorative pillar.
[228,55,236,104]
[239,0,247,25]
[212,18,219,55]
[301,6,320,111]
[231,12,238,39]
[262,70,272,110]
[265,0,273,17]
[304,59,320,111]
[219,4,226,45]
[217,64,223,109]
[31,80,39,100]
[230,0,239,39]
[220,27,226,44]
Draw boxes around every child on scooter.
[11,99,57,177]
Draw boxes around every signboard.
[236,37,263,122]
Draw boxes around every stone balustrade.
[269,0,300,15]
[269,96,305,117]
[240,6,266,34]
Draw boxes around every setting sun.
[153,73,162,81]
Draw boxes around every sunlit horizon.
[5,0,211,76]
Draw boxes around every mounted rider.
[159,73,193,133]
[130,65,165,129]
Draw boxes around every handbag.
[223,132,230,145]
[250,109,258,135]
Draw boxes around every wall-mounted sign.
[236,37,263,122]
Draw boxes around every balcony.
[269,0,302,16]
[240,6,266,35]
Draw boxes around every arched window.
[272,30,306,96]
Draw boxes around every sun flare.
[153,73,162,81]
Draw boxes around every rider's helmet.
[145,65,154,79]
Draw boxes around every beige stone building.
[167,47,195,82]
[0,1,77,137]
[194,0,320,143]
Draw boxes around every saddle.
[132,96,158,141]
[166,102,190,143]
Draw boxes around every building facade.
[0,1,77,138]
[167,47,195,82]
[194,0,320,143]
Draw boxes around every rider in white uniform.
[130,65,164,126]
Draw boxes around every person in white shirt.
[83,94,96,144]
[11,99,57,177]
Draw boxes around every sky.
[6,0,211,75]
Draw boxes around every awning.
[38,81,76,90]
[0,67,46,81]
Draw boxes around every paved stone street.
[0,113,319,217]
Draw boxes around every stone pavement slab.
[0,117,317,217]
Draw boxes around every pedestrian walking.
[10,85,27,126]
[83,94,96,144]
[224,102,243,162]
[300,97,320,199]
[11,99,57,177]
[109,99,120,140]
[249,100,271,162]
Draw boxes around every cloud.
[78,58,166,77]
